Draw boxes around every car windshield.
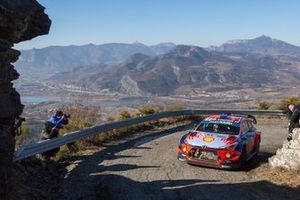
[196,122,240,135]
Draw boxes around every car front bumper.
[177,153,240,169]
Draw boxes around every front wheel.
[237,147,247,170]
[254,142,260,156]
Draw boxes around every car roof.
[202,114,243,127]
[206,114,242,122]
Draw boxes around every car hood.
[185,131,237,149]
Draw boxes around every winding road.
[57,119,300,200]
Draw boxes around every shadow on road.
[57,123,300,200]
[244,151,275,172]
[66,123,194,163]
[93,174,300,200]
[93,164,160,173]
[58,123,195,199]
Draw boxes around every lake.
[21,96,50,104]
[21,96,151,107]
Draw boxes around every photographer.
[286,104,300,141]
[40,110,70,168]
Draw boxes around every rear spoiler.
[226,113,257,124]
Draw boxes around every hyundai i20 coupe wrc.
[177,114,260,169]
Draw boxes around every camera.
[16,116,26,122]
[64,114,70,118]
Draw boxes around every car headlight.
[179,139,189,152]
[225,152,232,158]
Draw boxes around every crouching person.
[40,110,69,168]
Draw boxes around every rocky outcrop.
[0,0,51,199]
[119,75,145,96]
[269,128,300,170]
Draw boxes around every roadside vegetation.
[15,122,31,148]
[52,103,200,161]
[258,96,300,110]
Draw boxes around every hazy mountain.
[51,45,300,96]
[15,42,176,79]
[208,35,300,56]
[16,36,300,96]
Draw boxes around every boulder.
[269,128,300,170]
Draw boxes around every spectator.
[40,110,69,168]
[286,104,300,141]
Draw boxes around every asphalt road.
[57,119,300,200]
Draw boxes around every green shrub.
[54,146,71,162]
[168,103,183,111]
[60,118,92,135]
[275,96,300,110]
[258,102,272,110]
[138,105,156,115]
[119,110,131,120]
[106,116,115,122]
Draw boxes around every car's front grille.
[189,148,219,162]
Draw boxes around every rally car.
[177,114,260,169]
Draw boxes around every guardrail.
[13,109,284,161]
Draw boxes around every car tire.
[254,142,260,156]
[238,147,247,170]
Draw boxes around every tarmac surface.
[58,119,300,200]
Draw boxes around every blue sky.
[15,0,300,50]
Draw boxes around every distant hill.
[208,35,300,56]
[16,36,300,96]
[15,42,176,79]
[51,45,300,95]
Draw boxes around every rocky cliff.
[269,128,300,170]
[0,0,50,199]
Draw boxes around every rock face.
[0,0,51,199]
[269,128,300,170]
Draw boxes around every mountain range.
[15,42,176,79]
[51,44,300,95]
[15,35,300,96]
[208,35,300,56]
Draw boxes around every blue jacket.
[48,115,68,128]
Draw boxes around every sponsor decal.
[204,119,240,127]
[188,132,204,140]
[203,136,215,142]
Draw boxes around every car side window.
[241,121,249,134]
[247,121,254,131]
